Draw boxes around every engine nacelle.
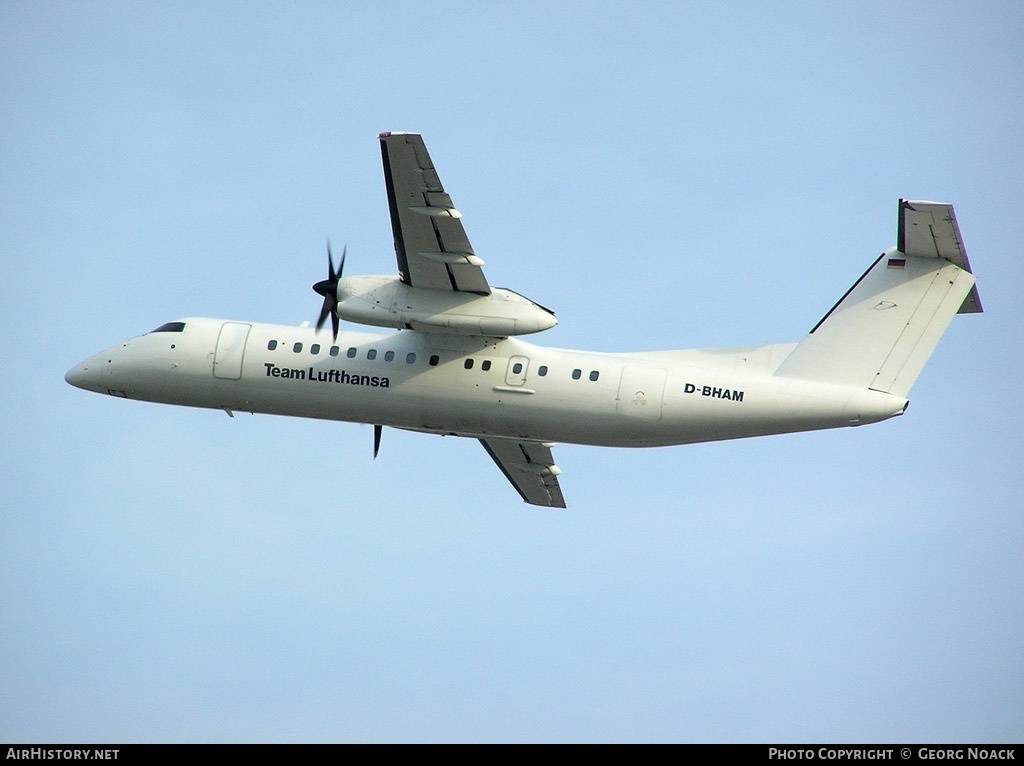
[334,276,557,337]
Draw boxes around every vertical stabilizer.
[774,201,980,398]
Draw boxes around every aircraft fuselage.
[66,317,908,448]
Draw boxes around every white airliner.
[66,132,983,508]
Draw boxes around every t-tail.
[774,200,982,399]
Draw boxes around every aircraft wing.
[898,199,983,313]
[378,132,491,294]
[479,438,567,508]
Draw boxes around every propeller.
[313,242,345,341]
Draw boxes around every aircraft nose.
[65,358,103,392]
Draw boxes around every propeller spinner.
[313,243,345,341]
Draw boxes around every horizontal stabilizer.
[898,199,982,313]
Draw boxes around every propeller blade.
[313,241,345,341]
[373,425,382,459]
[316,300,332,333]
[327,241,337,281]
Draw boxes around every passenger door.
[213,322,251,380]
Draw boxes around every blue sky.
[2,1,1022,743]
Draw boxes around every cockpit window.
[150,322,185,333]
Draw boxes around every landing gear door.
[213,322,251,380]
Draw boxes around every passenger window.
[293,342,303,353]
[538,365,548,376]
[330,346,340,357]
[384,350,395,362]
[346,347,357,358]
[572,369,582,380]
[482,360,492,371]
[367,349,377,360]
[268,340,278,351]
[512,362,523,374]
[429,355,439,366]
[464,359,474,370]
[406,353,417,364]
[589,370,599,381]
[311,344,321,355]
